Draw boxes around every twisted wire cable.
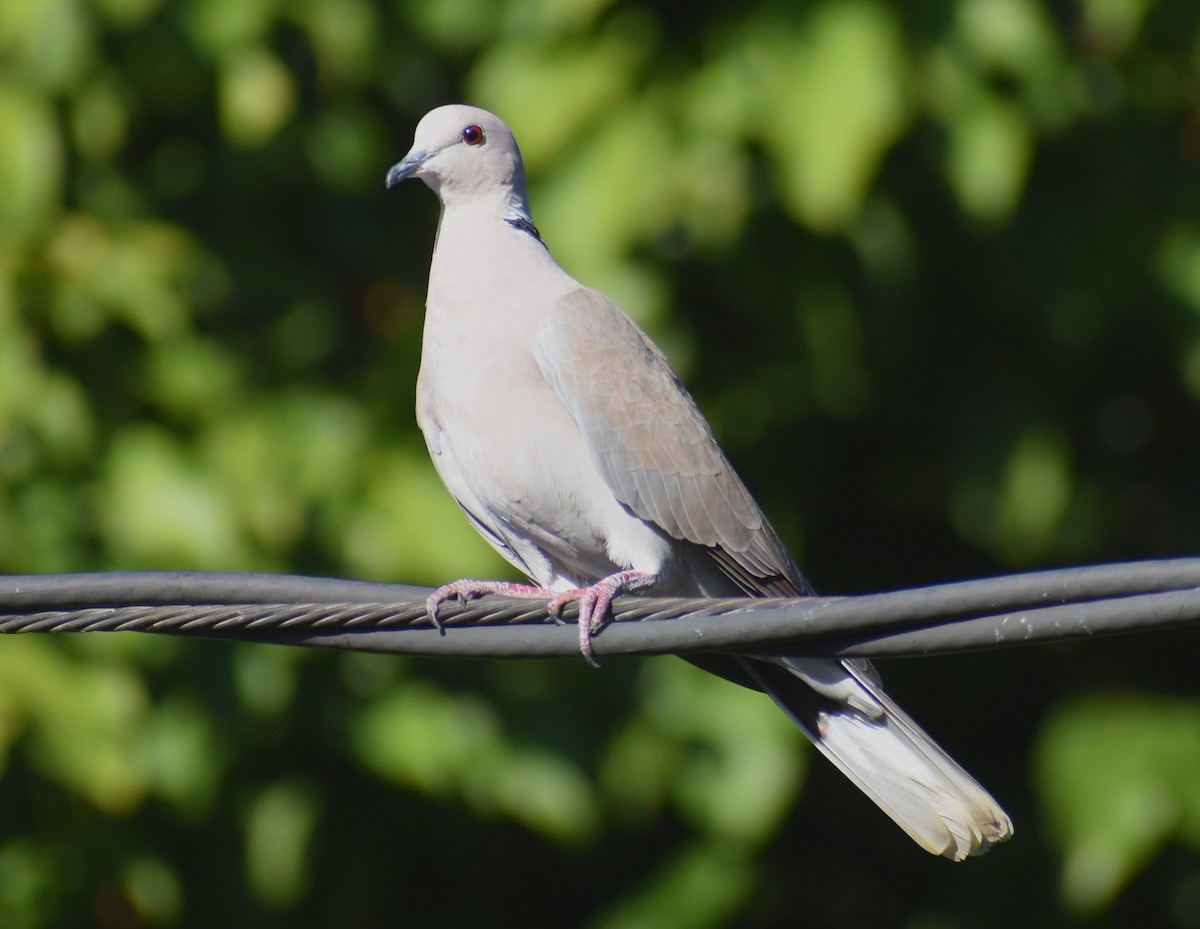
[0,559,1198,660]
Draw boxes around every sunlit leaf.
[217,46,296,147]
[592,842,756,929]
[351,681,600,843]
[120,857,183,925]
[943,92,1034,224]
[1157,224,1200,319]
[470,17,654,171]
[0,638,149,814]
[756,1,909,230]
[629,662,803,844]
[1078,0,1154,54]
[290,0,377,86]
[99,426,253,569]
[243,780,320,908]
[996,425,1072,559]
[1035,694,1200,913]
[141,694,228,817]
[0,87,62,245]
[0,0,92,91]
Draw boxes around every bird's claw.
[425,579,552,635]
[427,573,652,664]
[547,570,654,669]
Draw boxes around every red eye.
[462,124,485,145]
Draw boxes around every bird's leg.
[427,571,654,666]
[546,570,655,668]
[426,579,556,632]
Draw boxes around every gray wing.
[534,288,811,597]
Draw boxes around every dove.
[386,104,1012,859]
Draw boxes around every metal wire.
[0,559,1198,660]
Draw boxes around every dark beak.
[386,150,429,188]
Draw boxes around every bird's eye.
[462,124,485,146]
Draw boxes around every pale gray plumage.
[387,104,1013,860]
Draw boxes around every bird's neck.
[437,184,530,220]
[427,196,562,307]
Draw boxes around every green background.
[3,0,1200,925]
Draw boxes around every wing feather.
[534,287,808,595]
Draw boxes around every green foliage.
[1036,694,1200,914]
[2,0,1200,925]
[351,676,602,843]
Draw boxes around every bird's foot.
[425,579,554,633]
[546,570,655,668]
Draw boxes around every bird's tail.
[739,655,1013,860]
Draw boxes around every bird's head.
[386,105,527,205]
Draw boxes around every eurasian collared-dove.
[386,104,1013,860]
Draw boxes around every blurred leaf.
[0,0,92,91]
[339,446,511,584]
[0,638,148,813]
[956,0,1070,119]
[197,391,371,560]
[757,1,909,231]
[304,103,389,190]
[403,0,502,55]
[233,645,302,720]
[243,779,319,909]
[612,661,803,844]
[592,842,755,929]
[141,694,228,817]
[943,92,1034,224]
[46,216,213,341]
[471,16,654,171]
[1184,341,1200,403]
[796,280,871,420]
[290,0,378,87]
[532,97,674,315]
[1079,0,1154,54]
[1157,224,1200,319]
[99,425,253,569]
[351,680,600,844]
[951,425,1074,565]
[217,46,296,147]
[996,426,1073,560]
[0,840,56,929]
[1034,694,1200,913]
[143,334,242,419]
[120,856,183,925]
[184,0,272,57]
[497,0,621,41]
[69,72,129,159]
[0,86,62,246]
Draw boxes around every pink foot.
[426,579,554,632]
[546,570,654,668]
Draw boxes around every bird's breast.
[415,309,673,586]
[414,215,678,584]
